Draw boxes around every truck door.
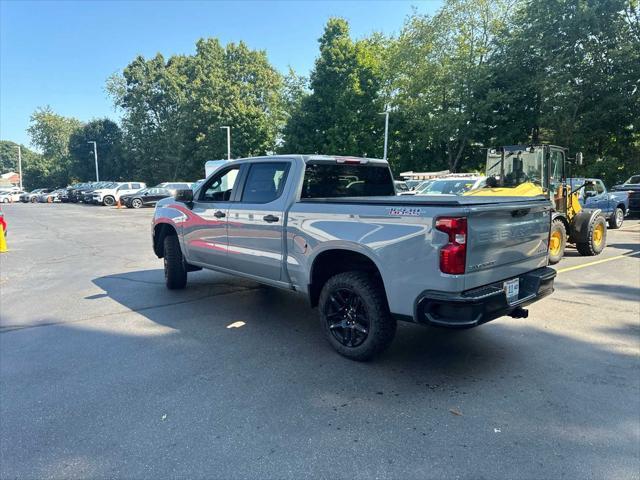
[226,161,291,281]
[184,165,242,268]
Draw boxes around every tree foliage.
[68,119,125,181]
[108,39,285,185]
[282,18,387,157]
[7,1,638,188]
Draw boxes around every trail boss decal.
[388,207,423,216]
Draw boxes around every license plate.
[504,278,519,304]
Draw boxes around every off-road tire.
[163,234,187,289]
[576,215,607,256]
[319,271,396,361]
[103,196,115,207]
[548,219,567,265]
[608,207,624,229]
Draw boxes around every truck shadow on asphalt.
[3,269,639,479]
[91,268,638,381]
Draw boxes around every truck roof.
[207,155,389,166]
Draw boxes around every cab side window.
[200,167,240,202]
[595,181,605,194]
[241,162,290,203]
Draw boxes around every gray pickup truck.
[152,155,556,360]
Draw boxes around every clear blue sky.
[0,0,442,149]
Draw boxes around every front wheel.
[576,215,607,256]
[163,234,187,289]
[30,197,37,203]
[131,198,143,209]
[608,207,624,229]
[548,219,567,265]
[319,271,396,361]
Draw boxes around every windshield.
[486,148,544,188]
[418,178,477,195]
[625,175,640,185]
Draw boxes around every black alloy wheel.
[325,287,370,348]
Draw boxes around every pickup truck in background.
[612,174,640,216]
[568,178,629,229]
[152,155,556,360]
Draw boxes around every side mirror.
[576,152,583,166]
[174,189,193,203]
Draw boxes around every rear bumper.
[414,267,556,328]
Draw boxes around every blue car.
[568,178,629,229]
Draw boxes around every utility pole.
[16,145,23,190]
[379,111,389,161]
[88,141,99,181]
[220,126,231,160]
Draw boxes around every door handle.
[214,210,226,218]
[263,214,279,223]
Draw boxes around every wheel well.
[153,223,177,258]
[308,249,384,307]
[616,203,626,212]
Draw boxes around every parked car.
[92,182,146,206]
[20,188,51,203]
[151,154,555,360]
[568,178,629,229]
[0,190,25,203]
[75,182,107,203]
[612,174,640,216]
[415,176,485,196]
[122,187,172,208]
[66,183,93,203]
[399,179,435,195]
[37,189,65,203]
[155,182,193,196]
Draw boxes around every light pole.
[16,145,23,190]
[379,111,389,161]
[88,141,99,181]
[220,126,231,160]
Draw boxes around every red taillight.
[435,217,467,274]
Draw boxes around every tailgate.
[464,200,551,290]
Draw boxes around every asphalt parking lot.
[1,203,639,479]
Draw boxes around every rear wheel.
[103,196,115,207]
[576,215,607,256]
[608,207,624,229]
[319,271,396,361]
[131,198,143,209]
[163,234,187,289]
[548,219,567,265]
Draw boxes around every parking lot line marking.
[557,250,640,274]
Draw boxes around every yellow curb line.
[557,250,640,274]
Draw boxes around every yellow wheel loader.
[466,145,607,264]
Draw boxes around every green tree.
[387,0,512,174]
[26,106,82,186]
[0,141,43,189]
[282,18,387,157]
[109,39,285,184]
[68,119,125,181]
[485,0,640,185]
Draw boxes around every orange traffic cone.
[0,223,7,253]
[116,198,122,209]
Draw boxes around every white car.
[155,182,193,196]
[92,182,146,206]
[414,176,486,196]
[0,190,25,203]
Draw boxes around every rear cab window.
[301,163,395,198]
